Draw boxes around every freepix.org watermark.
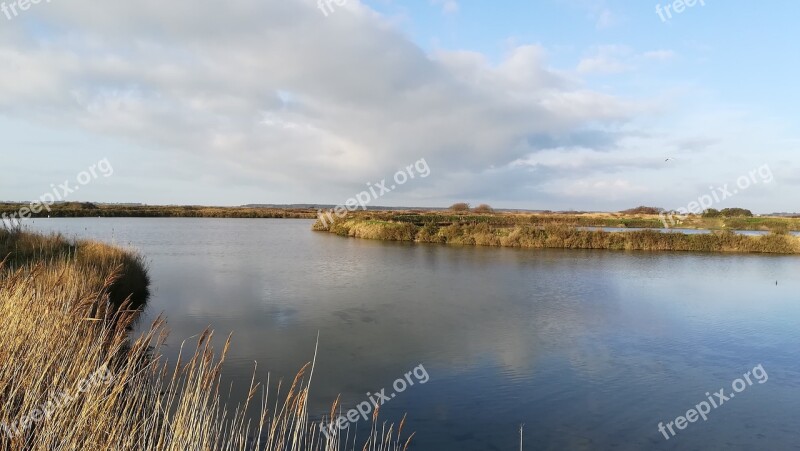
[316,158,431,228]
[655,0,705,23]
[1,365,114,438]
[1,0,52,21]
[319,364,430,440]
[1,158,113,227]
[317,0,346,17]
[657,364,768,441]
[659,164,773,228]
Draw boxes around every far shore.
[3,203,800,232]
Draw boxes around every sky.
[1,0,798,212]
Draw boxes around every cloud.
[553,178,648,201]
[0,0,647,207]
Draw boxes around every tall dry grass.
[0,229,412,451]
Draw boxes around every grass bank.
[315,216,800,254]
[369,211,800,232]
[0,228,150,311]
[0,228,411,450]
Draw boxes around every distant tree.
[449,203,470,212]
[702,208,721,218]
[472,204,495,214]
[720,208,753,217]
[620,206,663,215]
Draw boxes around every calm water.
[26,218,800,450]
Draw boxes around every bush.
[620,206,662,215]
[472,204,494,214]
[449,203,470,212]
[720,208,754,217]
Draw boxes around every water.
[25,218,800,450]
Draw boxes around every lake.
[26,218,800,450]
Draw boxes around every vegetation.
[472,204,495,214]
[0,203,317,219]
[331,209,800,232]
[448,203,470,212]
[3,202,796,232]
[0,227,150,310]
[620,206,663,215]
[314,214,800,254]
[702,208,754,218]
[0,228,412,450]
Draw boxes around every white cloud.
[10,0,759,210]
[556,178,648,200]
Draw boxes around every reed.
[0,230,411,450]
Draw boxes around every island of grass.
[313,211,800,254]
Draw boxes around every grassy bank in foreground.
[0,229,410,450]
[0,229,150,310]
[314,216,800,254]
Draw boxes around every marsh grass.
[361,210,800,232]
[314,217,800,254]
[0,228,150,310]
[0,231,412,451]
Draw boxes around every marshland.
[313,210,800,254]
[5,216,799,450]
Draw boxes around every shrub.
[620,206,662,215]
[472,204,495,214]
[720,208,754,217]
[449,203,470,212]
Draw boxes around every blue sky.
[380,0,800,112]
[1,0,798,212]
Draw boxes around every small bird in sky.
[664,157,673,162]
